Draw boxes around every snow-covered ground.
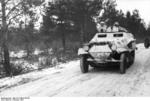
[1,43,150,97]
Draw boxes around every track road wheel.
[120,53,127,74]
[80,55,89,73]
[144,38,150,49]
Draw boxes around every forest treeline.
[0,0,150,76]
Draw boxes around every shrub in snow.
[38,56,59,67]
[38,57,47,66]
[10,63,25,76]
[51,57,58,66]
[11,60,39,76]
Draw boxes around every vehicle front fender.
[78,48,88,56]
[117,48,135,53]
[116,48,129,53]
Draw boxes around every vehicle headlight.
[83,45,89,51]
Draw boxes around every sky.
[116,0,150,25]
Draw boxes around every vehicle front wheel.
[80,55,89,73]
[120,53,127,74]
[129,51,135,65]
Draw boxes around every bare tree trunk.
[26,43,30,58]
[84,15,87,42]
[1,0,11,76]
[80,24,84,45]
[3,41,11,76]
[60,24,66,52]
[80,15,87,45]
[62,30,66,52]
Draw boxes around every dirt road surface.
[0,43,150,97]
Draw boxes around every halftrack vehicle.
[78,32,136,74]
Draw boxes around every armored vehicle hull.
[78,32,136,74]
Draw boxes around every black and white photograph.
[0,0,150,98]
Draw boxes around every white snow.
[33,49,43,55]
[10,50,27,58]
[1,43,150,97]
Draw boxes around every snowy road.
[1,43,150,97]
